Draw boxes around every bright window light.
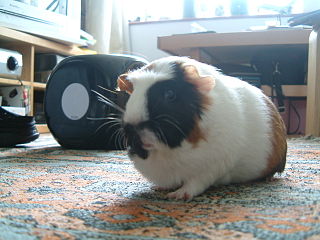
[125,0,305,22]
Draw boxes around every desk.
[158,29,320,137]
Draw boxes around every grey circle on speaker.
[61,83,89,120]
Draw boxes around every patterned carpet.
[0,134,319,240]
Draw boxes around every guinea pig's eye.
[164,89,176,102]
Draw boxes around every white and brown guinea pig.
[117,56,287,201]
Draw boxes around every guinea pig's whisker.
[118,130,125,150]
[155,114,186,138]
[87,117,111,121]
[104,117,122,123]
[108,112,122,118]
[108,130,118,148]
[97,97,125,114]
[161,118,186,138]
[120,131,127,149]
[87,116,122,126]
[117,128,124,147]
[94,120,121,133]
[97,85,117,94]
[155,114,180,124]
[154,125,168,146]
[106,113,123,122]
[99,118,120,127]
[91,90,125,113]
[115,129,122,149]
[109,127,123,149]
[123,133,129,149]
[106,121,122,130]
[114,130,120,149]
[94,122,109,133]
[154,130,163,145]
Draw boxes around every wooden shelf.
[0,77,31,86]
[158,29,312,65]
[158,29,312,54]
[0,26,86,56]
[0,78,46,91]
[33,82,46,90]
[0,26,88,133]
[261,85,307,97]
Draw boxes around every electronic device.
[0,0,83,45]
[44,54,148,150]
[0,48,23,79]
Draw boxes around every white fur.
[123,64,175,125]
[123,57,273,200]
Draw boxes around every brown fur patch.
[143,63,155,71]
[200,94,213,111]
[182,65,216,95]
[187,117,207,148]
[261,95,287,179]
[186,91,212,147]
[179,63,213,147]
[117,74,133,94]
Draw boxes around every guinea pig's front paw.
[167,189,193,201]
[166,180,208,201]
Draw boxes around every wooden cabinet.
[158,28,319,135]
[0,26,87,133]
[158,29,311,98]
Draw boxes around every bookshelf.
[0,26,88,133]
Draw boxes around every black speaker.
[44,54,148,149]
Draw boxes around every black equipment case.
[44,54,148,149]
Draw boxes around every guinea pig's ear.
[117,74,133,94]
[183,65,215,94]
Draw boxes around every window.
[125,0,308,22]
[125,0,183,22]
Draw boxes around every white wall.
[129,15,295,61]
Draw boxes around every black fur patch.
[123,63,204,159]
[124,124,149,159]
[145,63,203,148]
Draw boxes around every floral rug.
[0,134,319,240]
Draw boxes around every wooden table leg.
[306,30,320,137]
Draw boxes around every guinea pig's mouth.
[123,124,151,160]
[141,142,154,150]
[127,140,149,160]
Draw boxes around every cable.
[287,99,301,135]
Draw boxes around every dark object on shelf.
[0,48,23,79]
[289,9,320,28]
[252,48,307,86]
[216,63,262,88]
[35,53,65,72]
[35,71,51,83]
[44,54,148,150]
[251,47,307,112]
[34,54,66,83]
[0,107,39,147]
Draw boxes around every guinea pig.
[117,56,287,200]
